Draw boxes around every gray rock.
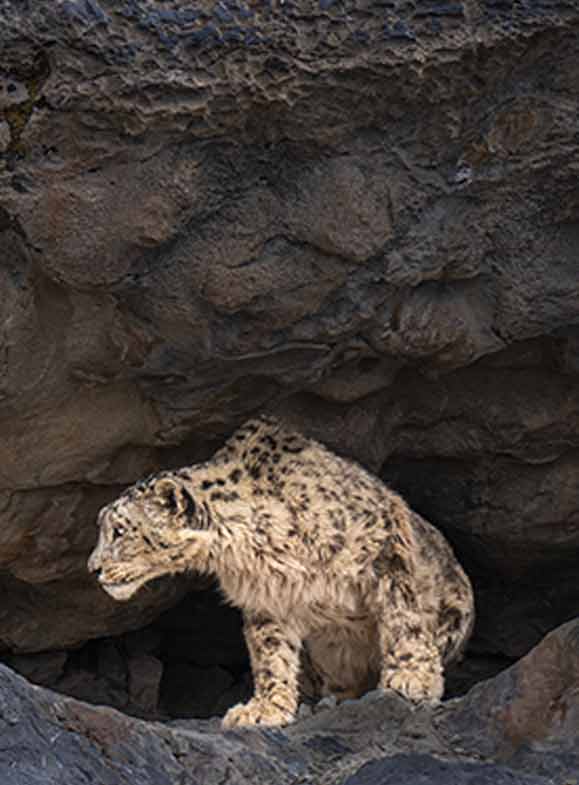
[342,755,550,785]
[0,620,578,785]
[438,618,579,777]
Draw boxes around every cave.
[3,586,250,721]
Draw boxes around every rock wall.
[0,0,578,689]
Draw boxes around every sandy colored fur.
[88,416,475,727]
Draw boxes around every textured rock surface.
[1,619,578,784]
[438,618,579,780]
[0,0,579,670]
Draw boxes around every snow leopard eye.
[112,525,125,541]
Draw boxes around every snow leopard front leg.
[222,613,302,728]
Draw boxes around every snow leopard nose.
[87,543,103,574]
[86,548,101,572]
[88,510,107,574]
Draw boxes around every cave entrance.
[156,586,251,719]
[141,588,504,715]
[6,585,252,721]
[4,583,514,721]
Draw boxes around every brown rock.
[0,0,578,666]
[438,618,579,777]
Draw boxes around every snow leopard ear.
[153,477,197,523]
[153,477,181,514]
[178,487,198,524]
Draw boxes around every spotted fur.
[88,416,474,728]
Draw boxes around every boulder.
[438,617,579,779]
